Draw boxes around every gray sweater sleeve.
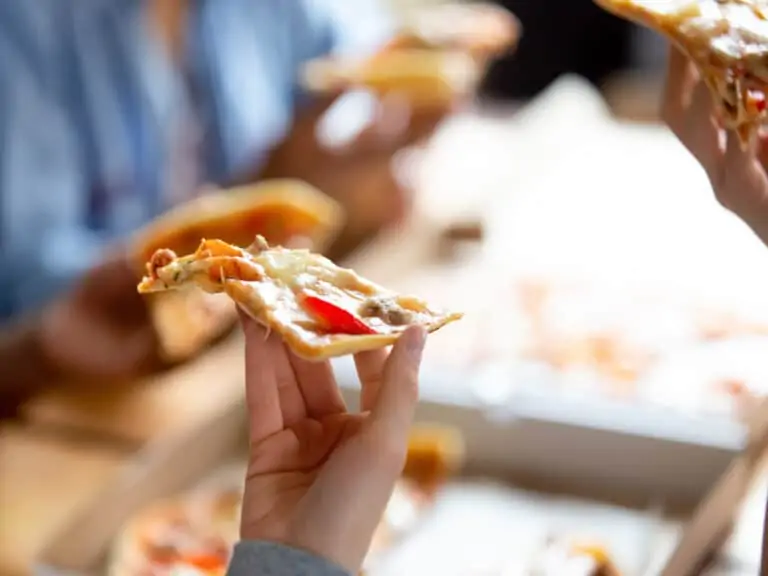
[226,541,352,576]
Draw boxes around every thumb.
[370,326,427,443]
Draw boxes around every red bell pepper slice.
[300,293,378,335]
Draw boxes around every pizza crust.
[131,180,345,269]
[226,279,462,360]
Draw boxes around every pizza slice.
[301,49,480,108]
[593,0,768,145]
[390,2,521,60]
[134,180,344,362]
[132,179,344,267]
[137,236,462,360]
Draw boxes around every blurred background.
[1,0,766,575]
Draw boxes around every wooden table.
[0,425,128,576]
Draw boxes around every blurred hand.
[262,90,458,257]
[38,250,163,382]
[661,47,768,245]
[238,314,426,574]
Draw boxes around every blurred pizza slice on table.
[131,180,344,362]
[391,2,521,61]
[137,236,462,360]
[593,0,768,146]
[301,49,480,109]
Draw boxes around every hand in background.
[262,90,458,259]
[38,251,162,382]
[238,313,426,574]
[661,47,768,245]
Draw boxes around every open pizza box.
[29,77,768,574]
[32,336,768,576]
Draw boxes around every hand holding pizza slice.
[595,0,768,146]
[137,235,462,360]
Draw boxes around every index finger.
[241,313,283,443]
[354,348,388,412]
[660,45,698,135]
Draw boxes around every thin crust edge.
[224,280,463,361]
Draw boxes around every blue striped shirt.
[0,0,392,318]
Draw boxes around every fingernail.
[402,326,427,358]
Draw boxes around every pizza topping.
[195,239,246,259]
[359,296,414,326]
[148,249,178,279]
[178,553,228,571]
[746,87,767,112]
[299,292,379,335]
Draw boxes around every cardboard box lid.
[37,397,247,574]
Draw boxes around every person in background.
[0,0,451,417]
[228,313,427,576]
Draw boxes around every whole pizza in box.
[108,426,464,576]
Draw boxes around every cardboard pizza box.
[33,392,656,576]
[36,396,248,576]
[30,79,768,574]
[0,425,128,576]
[33,373,768,576]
